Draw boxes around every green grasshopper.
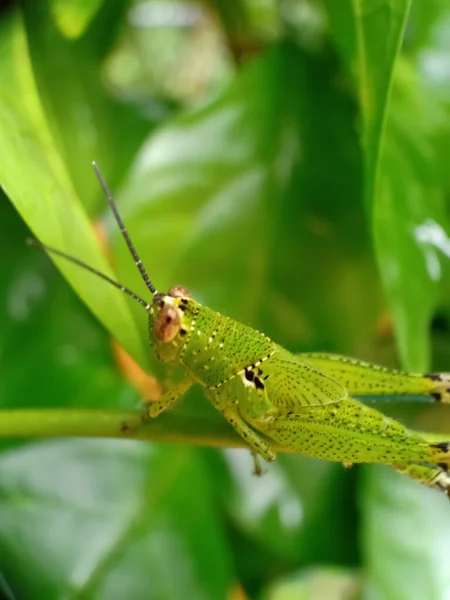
[31,163,450,495]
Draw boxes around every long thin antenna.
[27,239,151,311]
[92,161,157,294]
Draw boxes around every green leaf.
[261,567,361,600]
[323,0,356,65]
[0,194,135,413]
[373,58,450,371]
[0,10,147,368]
[360,465,450,600]
[407,0,450,54]
[23,1,150,214]
[410,3,450,190]
[50,0,104,39]
[112,41,384,362]
[220,451,358,565]
[0,440,235,599]
[353,0,411,211]
[350,0,450,371]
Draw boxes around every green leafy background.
[1,0,450,598]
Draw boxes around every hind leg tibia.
[221,406,276,463]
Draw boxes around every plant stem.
[0,409,243,443]
[0,402,449,448]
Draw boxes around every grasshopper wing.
[246,351,348,409]
[265,357,348,407]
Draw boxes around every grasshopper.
[30,163,450,495]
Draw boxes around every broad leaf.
[0,10,147,367]
[374,59,450,371]
[0,440,235,599]
[50,0,104,39]
[360,466,450,600]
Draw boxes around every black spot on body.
[245,370,254,382]
[426,373,443,382]
[254,377,264,390]
[180,329,187,336]
[431,442,450,453]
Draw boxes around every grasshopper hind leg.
[221,405,276,464]
[300,353,450,403]
[207,384,277,465]
[393,462,450,497]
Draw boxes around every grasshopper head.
[148,285,196,362]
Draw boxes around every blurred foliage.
[1,0,450,598]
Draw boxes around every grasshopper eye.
[168,285,191,299]
[154,305,180,342]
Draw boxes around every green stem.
[0,409,247,446]
[0,402,449,447]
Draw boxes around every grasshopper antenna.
[92,161,157,294]
[26,239,151,311]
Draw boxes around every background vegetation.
[1,0,450,598]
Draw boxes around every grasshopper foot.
[394,461,450,497]
[251,451,267,477]
[121,422,133,435]
[141,402,162,420]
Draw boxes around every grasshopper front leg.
[122,376,195,434]
[142,376,195,419]
[301,353,450,402]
